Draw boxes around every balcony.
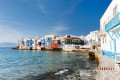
[105,13,120,32]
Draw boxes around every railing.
[105,13,120,32]
[65,41,84,45]
[103,51,120,59]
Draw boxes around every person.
[102,50,104,55]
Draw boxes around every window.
[103,22,105,28]
[105,39,106,43]
[113,5,118,17]
[103,38,104,43]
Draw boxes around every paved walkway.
[96,52,120,80]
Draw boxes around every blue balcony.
[105,13,120,32]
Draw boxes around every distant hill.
[0,42,16,47]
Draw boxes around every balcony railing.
[105,12,120,32]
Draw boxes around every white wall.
[85,30,100,45]
[63,44,81,51]
[100,0,120,31]
[100,0,120,53]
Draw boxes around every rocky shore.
[12,47,90,53]
[22,67,97,80]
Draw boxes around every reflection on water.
[0,47,97,80]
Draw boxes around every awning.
[91,42,101,45]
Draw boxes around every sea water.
[0,47,97,80]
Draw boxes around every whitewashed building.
[32,37,41,50]
[18,38,24,50]
[41,38,45,49]
[62,35,84,51]
[44,34,62,49]
[100,0,120,58]
[85,30,101,44]
[79,35,87,45]
[18,37,41,50]
[85,31,101,50]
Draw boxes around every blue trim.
[30,40,34,44]
[113,31,119,39]
[107,31,113,40]
[110,41,112,51]
[108,22,120,32]
[116,31,120,37]
[114,39,116,53]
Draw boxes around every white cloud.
[22,0,47,14]
[0,20,22,25]
[58,0,83,18]
[51,22,70,34]
[48,25,69,35]
[53,26,69,32]
[38,4,47,14]
[0,24,21,43]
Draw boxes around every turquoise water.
[0,47,97,80]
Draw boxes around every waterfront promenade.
[96,52,120,80]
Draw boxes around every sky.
[0,0,111,43]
